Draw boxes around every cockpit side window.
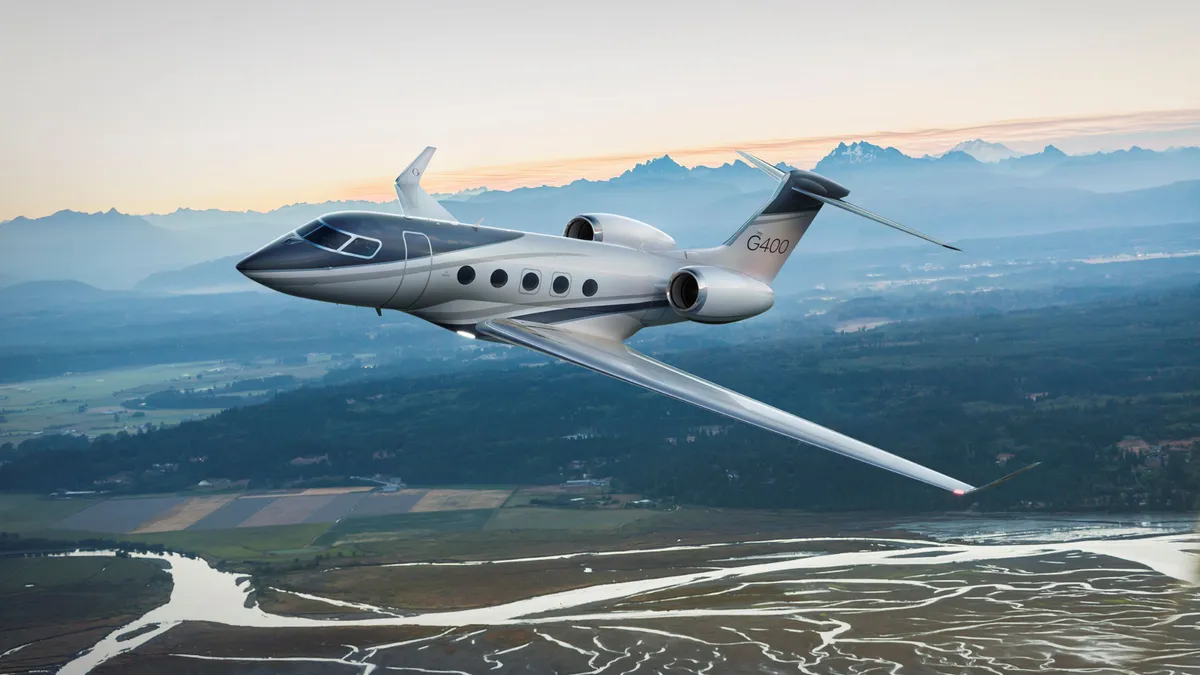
[342,237,381,257]
[305,224,352,251]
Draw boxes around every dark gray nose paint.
[238,212,524,274]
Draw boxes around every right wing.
[477,318,978,495]
[395,146,458,222]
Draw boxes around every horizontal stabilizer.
[792,187,961,251]
[737,150,787,181]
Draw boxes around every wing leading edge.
[476,318,977,495]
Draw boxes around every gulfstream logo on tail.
[238,146,1034,497]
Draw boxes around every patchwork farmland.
[52,487,516,534]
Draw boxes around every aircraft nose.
[235,237,300,285]
[236,250,263,276]
[235,235,312,277]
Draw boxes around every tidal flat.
[3,511,1194,674]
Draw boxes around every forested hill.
[3,286,1199,511]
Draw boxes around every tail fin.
[395,147,458,222]
[689,151,958,282]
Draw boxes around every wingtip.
[397,147,438,186]
[964,461,1042,495]
[944,244,963,252]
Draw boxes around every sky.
[2,0,1200,220]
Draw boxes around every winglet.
[963,462,1042,496]
[397,146,437,186]
[394,147,458,222]
[737,150,787,181]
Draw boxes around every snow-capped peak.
[945,139,1024,163]
[829,141,889,164]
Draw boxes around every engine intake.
[563,214,676,251]
[666,266,774,324]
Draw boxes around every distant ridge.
[3,142,1199,289]
[0,279,130,310]
[135,253,256,295]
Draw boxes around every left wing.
[476,318,977,494]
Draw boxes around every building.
[563,478,610,488]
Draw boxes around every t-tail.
[691,151,960,283]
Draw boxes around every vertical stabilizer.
[395,147,458,222]
[687,159,847,282]
[688,151,957,283]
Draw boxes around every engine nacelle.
[666,266,774,324]
[563,213,676,251]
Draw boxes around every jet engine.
[563,214,676,251]
[666,266,774,324]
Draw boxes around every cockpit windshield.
[295,218,382,259]
[305,225,352,250]
[296,220,323,238]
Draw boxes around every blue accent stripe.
[518,299,669,324]
[430,299,670,334]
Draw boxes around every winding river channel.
[50,516,1200,674]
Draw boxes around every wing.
[476,318,977,494]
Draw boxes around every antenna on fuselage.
[395,147,458,222]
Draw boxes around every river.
[54,514,1200,674]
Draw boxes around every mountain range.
[3,141,1199,290]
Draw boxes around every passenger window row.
[297,220,381,259]
[458,265,597,297]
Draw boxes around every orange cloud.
[339,108,1200,201]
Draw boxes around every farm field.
[30,487,530,538]
[0,487,675,567]
[0,358,336,445]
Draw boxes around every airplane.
[238,147,1035,496]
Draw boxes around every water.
[53,515,1200,674]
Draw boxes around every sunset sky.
[2,0,1199,220]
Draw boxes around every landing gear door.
[386,231,433,309]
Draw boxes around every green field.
[0,358,335,444]
[314,509,495,546]
[0,494,103,532]
[485,507,659,531]
[121,523,333,562]
[0,555,166,593]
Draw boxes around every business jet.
[238,147,1032,495]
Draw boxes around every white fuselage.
[238,213,694,341]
